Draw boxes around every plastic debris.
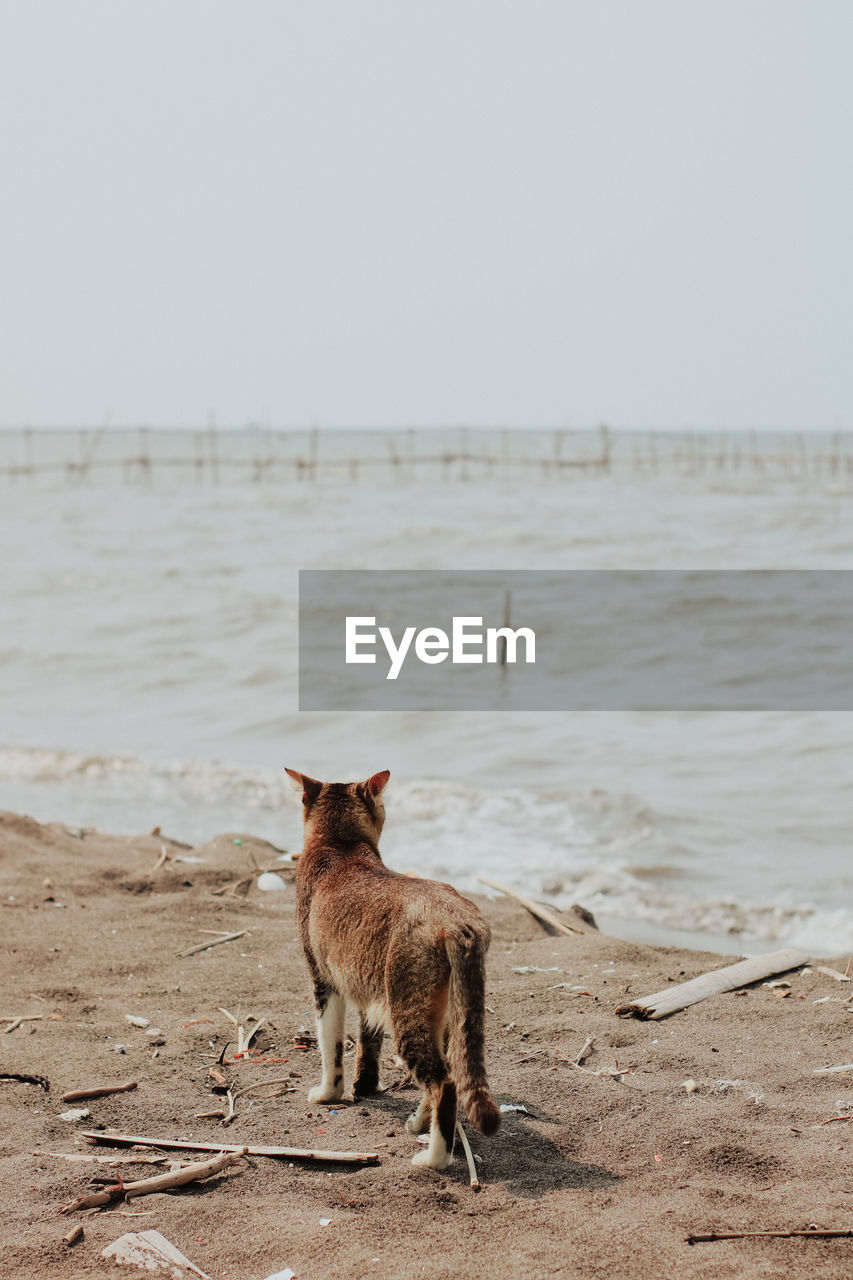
[257,872,287,892]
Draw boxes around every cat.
[286,767,500,1170]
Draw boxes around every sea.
[2,426,852,956]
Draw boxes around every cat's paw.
[405,1112,430,1135]
[308,1082,344,1104]
[411,1148,453,1170]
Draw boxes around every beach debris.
[113,1043,128,1054]
[262,1271,297,1280]
[218,1008,265,1056]
[211,876,253,898]
[62,1223,84,1246]
[59,1108,90,1122]
[61,1080,138,1103]
[60,1147,246,1213]
[257,872,287,892]
[455,1120,481,1190]
[513,965,562,974]
[319,1217,332,1226]
[81,1130,380,1164]
[102,1229,211,1278]
[0,1071,50,1091]
[683,1079,698,1095]
[2,1013,59,1034]
[688,1227,853,1244]
[499,1103,530,1114]
[817,965,852,983]
[125,1014,150,1028]
[150,844,170,872]
[813,1062,853,1074]
[177,930,247,958]
[476,876,584,936]
[615,948,808,1020]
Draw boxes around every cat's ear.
[284,768,322,804]
[364,770,390,797]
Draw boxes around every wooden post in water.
[499,590,511,667]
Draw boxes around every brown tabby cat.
[286,767,500,1170]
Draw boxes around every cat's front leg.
[307,981,346,1104]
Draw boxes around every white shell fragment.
[257,872,287,892]
[59,1108,90,1122]
[125,1014,150,1028]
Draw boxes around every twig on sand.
[62,1224,84,1246]
[150,844,169,873]
[81,1130,380,1165]
[814,1062,853,1074]
[177,931,247,958]
[574,1036,594,1067]
[1,1071,50,1090]
[476,876,583,936]
[455,1122,480,1191]
[615,948,808,1020]
[59,1148,246,1214]
[688,1228,853,1244]
[3,1013,59,1034]
[818,1115,851,1125]
[61,1081,138,1103]
[218,1008,265,1056]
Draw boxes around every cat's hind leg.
[411,1080,457,1169]
[395,1021,456,1169]
[353,1014,383,1098]
[307,981,346,1104]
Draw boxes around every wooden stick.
[615,948,808,1020]
[177,930,246,958]
[813,1062,853,1074]
[688,1228,853,1244]
[3,1014,55,1033]
[81,1130,380,1164]
[62,1224,84,1245]
[475,876,583,936]
[60,1148,245,1213]
[61,1081,138,1103]
[455,1121,480,1191]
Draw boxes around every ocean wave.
[2,745,851,952]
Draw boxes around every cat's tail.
[445,922,501,1136]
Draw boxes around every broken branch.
[616,948,808,1020]
[59,1147,245,1213]
[61,1081,138,1103]
[177,930,247,958]
[455,1121,480,1191]
[81,1130,380,1164]
[476,876,583,936]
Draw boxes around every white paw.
[308,1083,344,1104]
[411,1148,453,1170]
[405,1113,426,1135]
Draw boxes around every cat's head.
[284,768,391,845]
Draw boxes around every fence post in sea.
[207,416,220,484]
[499,589,511,666]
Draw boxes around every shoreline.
[2,810,852,1280]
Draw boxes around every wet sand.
[1,811,851,1280]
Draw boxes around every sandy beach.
[2,809,852,1280]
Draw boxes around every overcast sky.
[1,2,851,429]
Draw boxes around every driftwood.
[61,1080,138,1103]
[102,1229,211,1279]
[615,948,808,1020]
[688,1228,853,1244]
[476,876,585,936]
[60,1148,245,1213]
[455,1122,480,1191]
[177,930,247,958]
[82,1130,380,1164]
